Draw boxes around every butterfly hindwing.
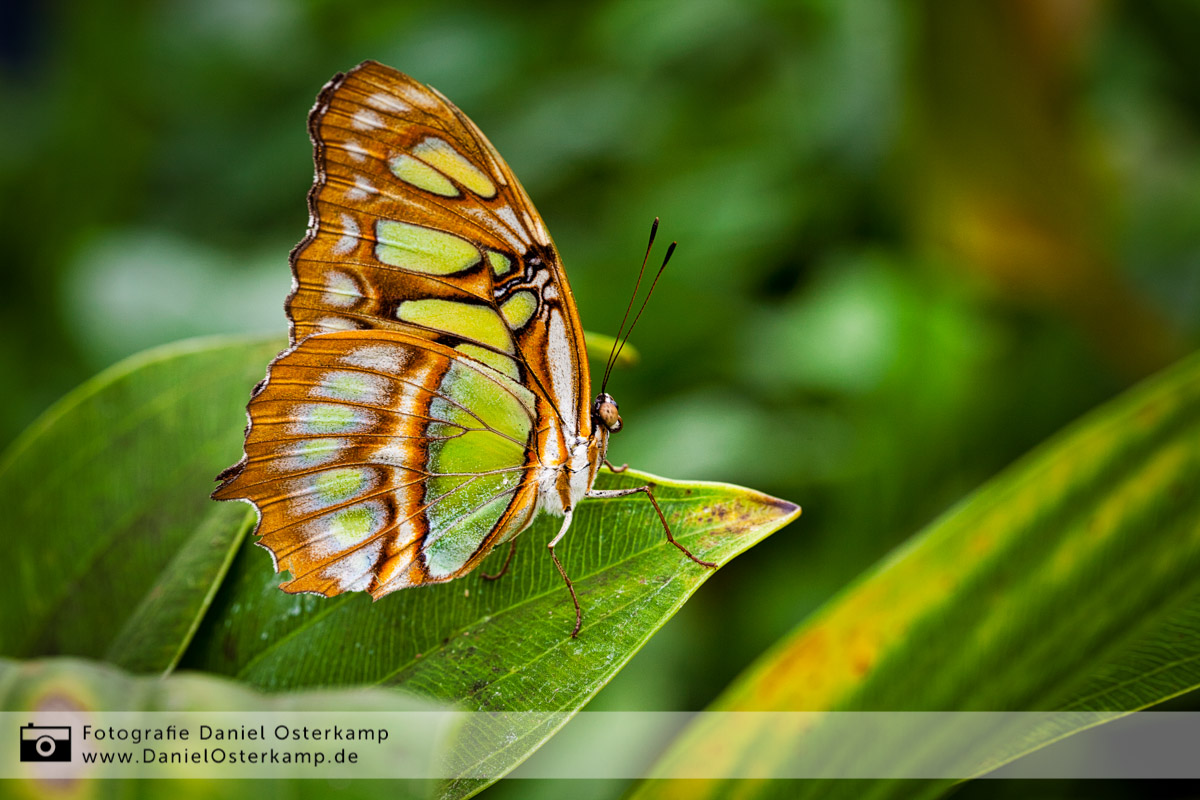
[214,330,549,596]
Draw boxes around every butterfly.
[213,60,713,637]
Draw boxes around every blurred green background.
[2,0,1198,793]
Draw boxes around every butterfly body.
[215,61,708,635]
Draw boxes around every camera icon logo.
[19,724,72,762]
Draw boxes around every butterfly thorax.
[536,428,608,518]
[535,391,622,517]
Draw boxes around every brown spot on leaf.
[769,498,801,517]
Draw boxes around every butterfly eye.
[596,396,622,432]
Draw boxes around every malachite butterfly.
[213,60,713,637]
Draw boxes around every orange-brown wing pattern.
[213,330,551,596]
[213,62,605,598]
[289,60,591,432]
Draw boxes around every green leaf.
[0,336,284,673]
[584,330,639,367]
[633,351,1200,798]
[103,503,255,674]
[0,654,439,714]
[183,468,798,798]
[1,334,795,795]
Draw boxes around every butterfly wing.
[215,63,596,596]
[214,330,551,596]
[289,60,591,430]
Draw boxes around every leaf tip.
[775,498,802,519]
[758,494,801,526]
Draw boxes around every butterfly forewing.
[289,60,589,428]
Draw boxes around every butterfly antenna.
[604,241,675,391]
[602,218,658,393]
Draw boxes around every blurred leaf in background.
[3,0,1200,797]
[0,657,439,799]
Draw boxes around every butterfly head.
[594,393,623,433]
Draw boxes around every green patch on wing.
[424,360,535,576]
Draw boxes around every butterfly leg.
[548,509,583,637]
[481,538,518,580]
[604,459,629,473]
[587,486,717,568]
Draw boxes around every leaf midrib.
[435,570,688,782]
